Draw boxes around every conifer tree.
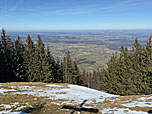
[0,28,8,82]
[0,28,7,82]
[6,36,17,81]
[132,38,143,94]
[65,51,73,83]
[24,35,36,81]
[56,56,63,82]
[36,35,52,82]
[63,56,67,83]
[15,36,26,81]
[0,28,16,82]
[71,61,82,84]
[81,70,88,86]
[141,36,152,94]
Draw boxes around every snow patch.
[0,104,12,109]
[16,105,27,110]
[0,102,30,114]
[0,88,16,94]
[101,108,147,114]
[0,102,19,109]
[12,84,118,105]
[138,96,152,101]
[46,84,64,87]
[122,101,152,107]
[0,110,29,114]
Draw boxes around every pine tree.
[0,28,8,82]
[81,70,88,86]
[63,56,67,83]
[98,37,152,95]
[15,36,27,81]
[106,52,119,94]
[6,36,17,81]
[0,28,7,82]
[141,36,152,94]
[100,68,109,91]
[132,38,143,94]
[46,45,60,82]
[88,72,92,88]
[0,28,17,82]
[71,61,81,84]
[23,35,36,81]
[36,35,52,82]
[62,51,72,83]
[56,56,63,82]
[65,51,73,83]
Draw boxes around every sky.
[0,0,152,30]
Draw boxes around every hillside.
[8,30,152,71]
[0,82,151,114]
[1,30,152,95]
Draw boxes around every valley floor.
[0,82,151,114]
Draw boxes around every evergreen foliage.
[0,29,83,85]
[90,37,152,95]
[0,28,17,82]
[1,28,152,95]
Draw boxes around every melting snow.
[0,110,29,114]
[46,84,64,87]
[122,101,152,107]
[0,102,29,114]
[12,84,118,104]
[0,104,12,109]
[1,83,151,114]
[138,96,152,101]
[8,85,39,90]
[16,105,27,110]
[101,108,147,114]
[0,88,16,94]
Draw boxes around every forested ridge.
[89,36,152,95]
[0,28,152,95]
[0,28,83,85]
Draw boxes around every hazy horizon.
[0,0,152,30]
[5,29,152,32]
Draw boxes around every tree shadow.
[19,103,45,114]
[148,110,152,114]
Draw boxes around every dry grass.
[0,82,45,86]
[93,95,152,113]
[0,82,74,114]
[0,82,152,114]
[0,93,72,114]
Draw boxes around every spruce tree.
[36,35,52,82]
[56,56,63,82]
[0,28,7,82]
[65,51,73,83]
[46,45,59,82]
[71,61,82,84]
[0,28,8,82]
[24,35,36,81]
[6,36,17,81]
[15,36,27,81]
[0,28,17,82]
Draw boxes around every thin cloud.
[39,0,143,16]
[87,0,142,13]
[43,9,88,15]
[0,0,143,19]
[8,0,24,12]
[0,0,24,21]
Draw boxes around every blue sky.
[0,0,152,30]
